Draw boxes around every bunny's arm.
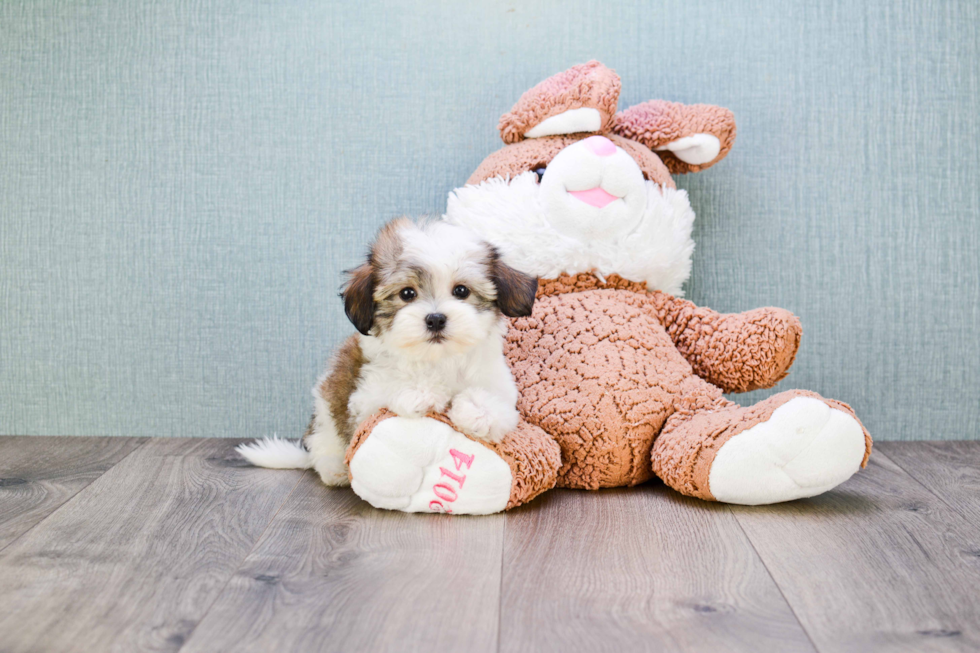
[646,291,802,393]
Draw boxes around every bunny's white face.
[537,135,648,242]
[446,137,698,297]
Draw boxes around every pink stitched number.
[433,483,458,502]
[430,450,476,513]
[449,448,474,471]
[439,466,466,488]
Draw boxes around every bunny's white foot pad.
[708,397,867,505]
[349,416,512,515]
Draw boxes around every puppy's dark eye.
[452,284,470,299]
[533,167,547,183]
[399,288,417,302]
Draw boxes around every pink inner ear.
[611,100,736,173]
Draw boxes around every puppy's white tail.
[237,436,313,470]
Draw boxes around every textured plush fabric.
[505,272,836,490]
[498,61,621,145]
[538,274,803,392]
[536,273,650,297]
[347,409,561,510]
[468,135,589,186]
[2,0,979,442]
[612,101,737,174]
[647,292,802,393]
[537,273,801,394]
[652,390,872,500]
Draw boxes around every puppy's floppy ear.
[490,252,538,318]
[342,264,375,336]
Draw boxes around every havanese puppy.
[237,217,538,486]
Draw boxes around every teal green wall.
[2,0,978,439]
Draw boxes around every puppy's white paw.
[304,424,351,487]
[308,446,350,487]
[447,388,518,443]
[348,416,512,514]
[709,397,867,505]
[388,388,450,418]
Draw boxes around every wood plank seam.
[0,438,311,652]
[726,504,821,652]
[497,487,817,652]
[874,447,979,527]
[174,468,309,653]
[0,437,150,556]
[178,478,505,652]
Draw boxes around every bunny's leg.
[652,380,871,505]
[344,411,561,515]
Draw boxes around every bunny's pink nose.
[583,135,617,157]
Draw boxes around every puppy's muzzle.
[425,313,447,333]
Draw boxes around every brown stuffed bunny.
[341,62,872,514]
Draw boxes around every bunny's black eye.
[452,285,470,299]
[399,288,417,302]
[533,167,547,183]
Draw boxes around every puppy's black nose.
[425,313,447,332]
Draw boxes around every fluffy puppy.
[238,218,538,487]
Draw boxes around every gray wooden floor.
[0,438,978,653]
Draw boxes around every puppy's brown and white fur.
[238,218,538,486]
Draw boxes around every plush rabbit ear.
[498,61,621,145]
[611,100,736,174]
